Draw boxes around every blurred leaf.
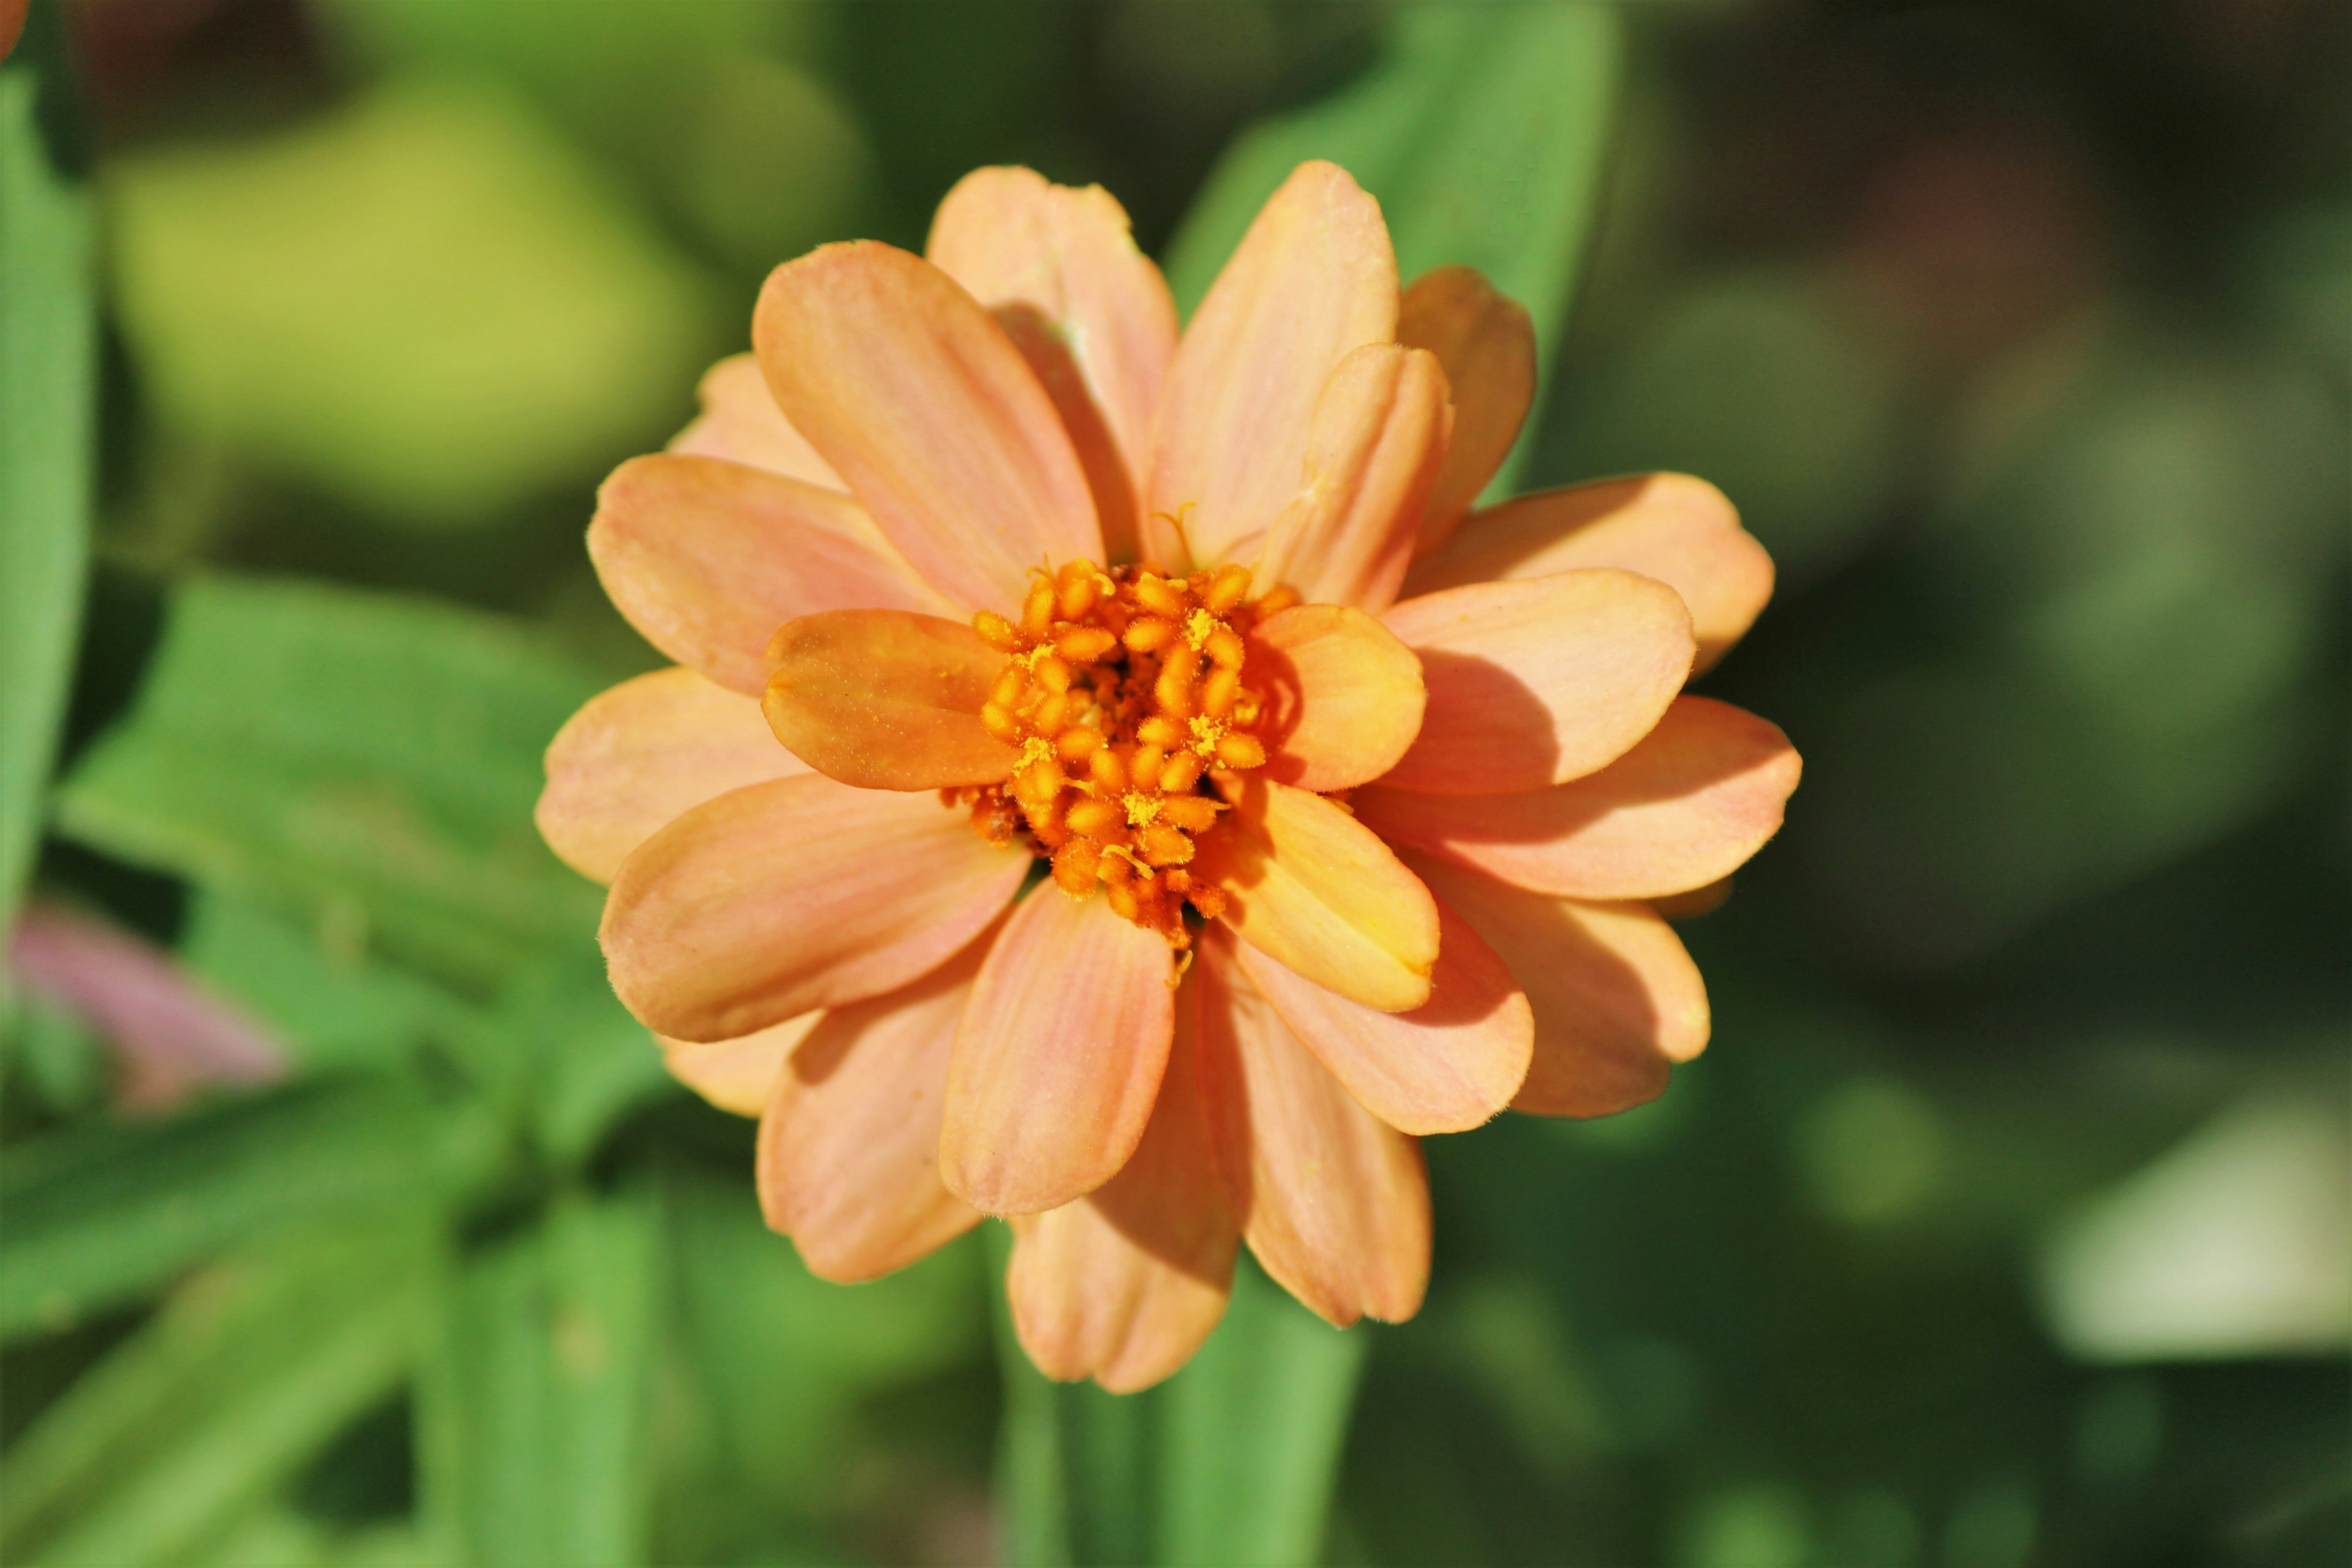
[486,949,674,1167]
[417,1186,660,1568]
[1164,3,1620,492]
[0,1072,484,1340]
[56,573,605,991]
[1,989,105,1114]
[106,75,718,529]
[0,1215,433,1567]
[0,51,94,935]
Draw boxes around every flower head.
[538,162,1800,1391]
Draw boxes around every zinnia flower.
[538,162,1799,1392]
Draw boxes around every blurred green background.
[2,1,2346,1564]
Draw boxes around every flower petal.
[763,609,1017,790]
[538,666,807,885]
[1196,777,1439,1013]
[941,888,1177,1215]
[1145,162,1398,571]
[589,453,951,695]
[1407,473,1773,674]
[1194,929,1430,1327]
[927,167,1178,564]
[757,925,991,1283]
[1007,1018,1236,1392]
[1378,570,1694,795]
[1231,896,1531,1136]
[754,241,1101,614]
[1250,604,1425,793]
[601,773,1027,1042]
[1253,343,1452,612]
[660,1012,821,1117]
[1354,696,1801,899]
[668,352,847,492]
[1396,265,1535,559]
[1406,853,1708,1118]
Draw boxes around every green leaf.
[484,948,676,1168]
[417,1186,661,1568]
[0,44,96,935]
[0,1072,488,1340]
[56,573,607,991]
[1163,3,1621,493]
[0,1215,434,1568]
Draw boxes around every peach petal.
[1378,570,1695,796]
[928,167,1178,564]
[1250,604,1425,793]
[763,609,1018,790]
[660,1011,821,1118]
[1145,162,1399,571]
[1253,343,1452,612]
[1396,265,1536,559]
[589,453,951,695]
[668,352,846,492]
[538,667,809,886]
[1231,897,1531,1136]
[754,241,1100,615]
[1007,1019,1237,1392]
[1354,696,1801,899]
[941,889,1177,1215]
[601,773,1027,1042]
[757,927,992,1283]
[1406,854,1708,1119]
[1194,930,1430,1327]
[1408,473,1774,674]
[1196,777,1439,1014]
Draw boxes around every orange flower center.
[944,557,1300,948]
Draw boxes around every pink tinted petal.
[601,774,1027,1042]
[660,1012,821,1117]
[1406,854,1708,1119]
[1408,473,1774,673]
[928,167,1178,563]
[668,352,846,492]
[758,925,992,1283]
[1378,570,1695,795]
[1253,343,1452,612]
[1231,897,1531,1136]
[754,241,1100,614]
[1354,696,1801,899]
[1194,930,1430,1327]
[1196,777,1439,1013]
[763,610,1017,790]
[1145,162,1399,571]
[1250,604,1425,793]
[940,889,1177,1215]
[1007,1020,1236,1392]
[538,666,807,885]
[589,453,951,695]
[1395,265,1536,559]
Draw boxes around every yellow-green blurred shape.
[2040,1091,2352,1360]
[1795,1076,1949,1224]
[676,53,872,275]
[107,77,718,528]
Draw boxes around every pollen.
[952,556,1286,947]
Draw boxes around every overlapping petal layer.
[942,888,1177,1215]
[538,666,807,884]
[1145,161,1398,570]
[758,927,989,1282]
[763,609,1016,790]
[590,453,950,694]
[602,773,1027,1042]
[755,241,1101,614]
[1250,604,1426,793]
[1195,930,1431,1327]
[659,1012,820,1117]
[1379,570,1695,795]
[1396,265,1535,557]
[1356,696,1800,899]
[668,352,847,492]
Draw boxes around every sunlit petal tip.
[762,609,1018,790]
[752,240,1099,614]
[1396,264,1537,557]
[940,890,1178,1215]
[668,352,847,492]
[1250,603,1427,793]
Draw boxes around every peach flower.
[538,162,1799,1392]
